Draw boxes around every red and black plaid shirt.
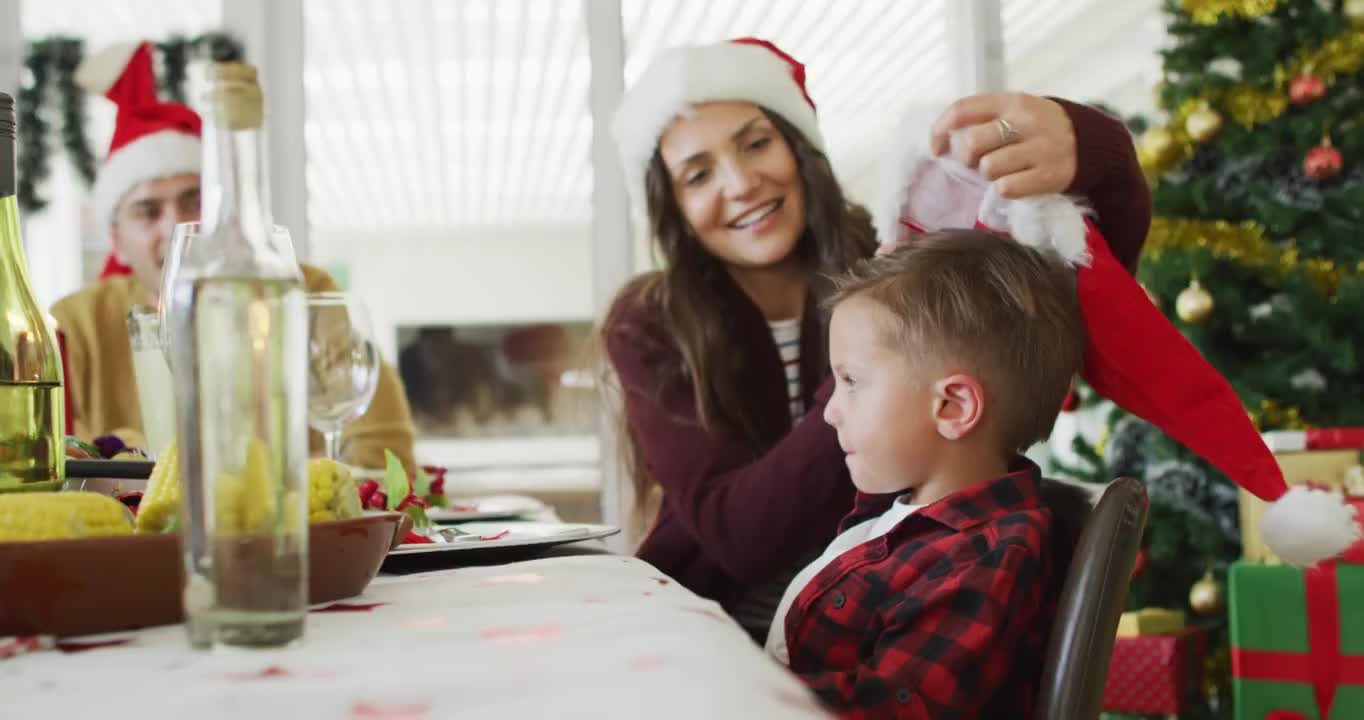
[781,462,1054,719]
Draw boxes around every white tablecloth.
[1,554,831,719]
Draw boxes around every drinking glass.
[306,292,380,461]
[126,307,175,460]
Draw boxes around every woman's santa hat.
[879,115,1359,567]
[612,38,824,199]
[75,42,201,279]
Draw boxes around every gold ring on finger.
[995,117,1021,145]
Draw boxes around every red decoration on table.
[368,491,388,511]
[1305,141,1343,180]
[395,493,429,512]
[480,624,560,642]
[1290,74,1326,104]
[357,479,379,507]
[401,532,433,545]
[351,702,430,719]
[0,636,52,660]
[311,601,388,613]
[480,530,510,541]
[1232,563,1364,718]
[56,637,132,653]
[226,665,294,680]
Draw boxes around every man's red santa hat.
[878,112,1359,567]
[75,42,201,279]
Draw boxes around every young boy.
[765,229,1086,719]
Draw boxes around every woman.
[603,38,1150,639]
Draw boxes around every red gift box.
[1103,627,1206,715]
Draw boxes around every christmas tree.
[1058,1,1364,716]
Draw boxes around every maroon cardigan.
[602,99,1151,611]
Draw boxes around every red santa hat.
[612,38,825,199]
[75,42,202,279]
[879,113,1359,567]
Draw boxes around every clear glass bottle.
[0,92,64,490]
[167,62,309,649]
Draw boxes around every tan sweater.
[51,264,417,470]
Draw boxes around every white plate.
[388,521,619,555]
[426,495,549,522]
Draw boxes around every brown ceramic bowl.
[0,512,410,637]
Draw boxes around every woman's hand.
[930,93,1078,199]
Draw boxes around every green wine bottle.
[0,91,65,488]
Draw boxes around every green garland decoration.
[17,40,53,213]
[17,32,245,213]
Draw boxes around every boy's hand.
[929,93,1078,199]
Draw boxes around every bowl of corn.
[0,449,408,637]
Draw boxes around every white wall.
[311,224,596,363]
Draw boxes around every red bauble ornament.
[1304,142,1343,179]
[1290,74,1325,104]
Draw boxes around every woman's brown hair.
[600,108,878,523]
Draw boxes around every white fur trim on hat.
[612,41,825,200]
[75,42,143,97]
[1259,485,1361,566]
[92,129,201,241]
[876,107,1091,267]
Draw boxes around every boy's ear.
[932,373,986,440]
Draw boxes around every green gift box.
[1230,561,1364,719]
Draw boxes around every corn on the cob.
[0,492,134,541]
[138,436,363,534]
[307,458,362,522]
[136,437,179,532]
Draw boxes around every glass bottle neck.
[0,126,30,287]
[200,122,273,243]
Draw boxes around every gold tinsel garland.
[1139,26,1364,179]
[1181,0,1279,25]
[1250,399,1306,430]
[1144,216,1364,294]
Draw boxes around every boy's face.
[824,297,942,494]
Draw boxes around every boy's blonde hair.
[828,229,1086,454]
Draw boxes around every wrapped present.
[1241,431,1364,563]
[1262,429,1364,453]
[1116,607,1186,638]
[1103,626,1206,715]
[1230,561,1364,719]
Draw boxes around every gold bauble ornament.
[1190,571,1225,616]
[1346,0,1364,26]
[1140,127,1177,164]
[1185,105,1224,143]
[1176,279,1215,323]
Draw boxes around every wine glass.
[158,221,201,364]
[307,292,380,461]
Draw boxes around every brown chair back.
[1035,476,1149,720]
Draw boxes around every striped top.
[768,318,804,421]
[730,317,809,639]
